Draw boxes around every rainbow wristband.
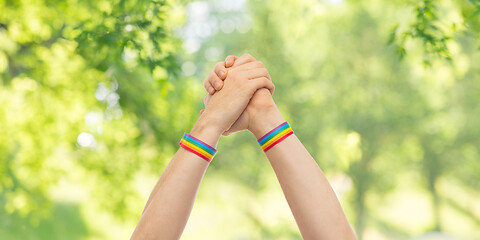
[258,122,294,152]
[179,133,217,163]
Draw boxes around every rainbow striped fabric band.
[258,122,294,152]
[179,133,217,163]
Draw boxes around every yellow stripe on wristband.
[180,139,214,158]
[179,133,217,162]
[258,122,294,152]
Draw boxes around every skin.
[131,56,274,239]
[132,53,356,239]
[203,54,274,136]
[203,54,357,239]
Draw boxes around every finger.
[203,72,216,94]
[249,77,275,95]
[232,53,256,67]
[214,62,228,81]
[204,94,212,106]
[200,109,205,114]
[225,55,238,68]
[243,68,270,80]
[233,60,265,71]
[209,71,224,91]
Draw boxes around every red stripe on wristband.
[262,131,294,152]
[179,133,217,163]
[179,141,212,162]
[258,122,294,152]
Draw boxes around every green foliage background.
[1,0,479,239]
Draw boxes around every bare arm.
[131,57,274,239]
[203,54,356,239]
[131,119,220,239]
[249,102,357,240]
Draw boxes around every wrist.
[190,114,223,148]
[249,105,285,139]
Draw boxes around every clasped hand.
[132,53,356,240]
[199,54,282,138]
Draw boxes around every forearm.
[132,118,221,239]
[251,108,356,240]
[266,136,355,239]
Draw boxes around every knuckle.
[255,61,264,68]
[215,62,224,70]
[261,68,268,76]
[242,53,254,60]
[208,72,215,82]
[229,68,238,75]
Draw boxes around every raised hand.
[135,54,355,240]
[203,54,283,137]
[199,55,275,136]
[204,54,356,240]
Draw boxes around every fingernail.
[219,70,225,78]
[208,86,215,93]
[214,82,221,89]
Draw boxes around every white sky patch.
[196,22,212,38]
[180,0,249,53]
[106,92,120,107]
[183,38,201,53]
[85,112,103,126]
[122,47,137,64]
[329,0,343,5]
[204,47,223,61]
[77,132,96,147]
[182,61,197,76]
[236,17,252,34]
[186,1,210,22]
[220,19,235,34]
[218,0,245,11]
[95,82,109,101]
